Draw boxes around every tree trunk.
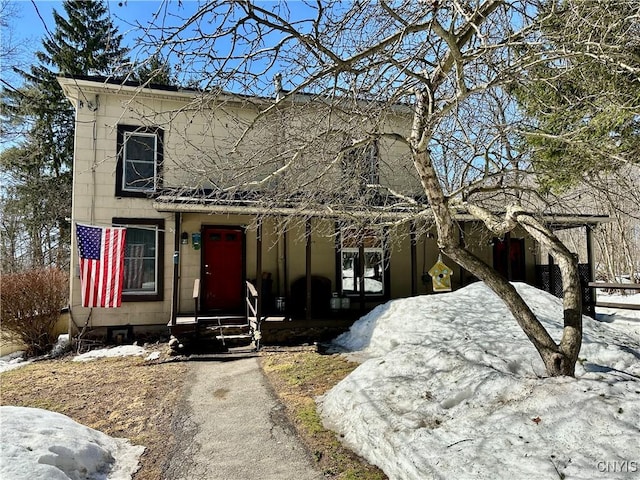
[412,146,579,376]
[515,213,582,376]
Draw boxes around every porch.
[168,279,365,350]
[157,201,608,350]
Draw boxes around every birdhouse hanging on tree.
[428,254,453,292]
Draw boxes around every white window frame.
[122,131,159,193]
[340,227,386,297]
[343,140,379,186]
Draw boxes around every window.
[341,140,379,190]
[113,218,164,301]
[339,227,387,297]
[116,125,164,197]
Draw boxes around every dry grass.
[1,344,385,479]
[260,346,387,480]
[0,347,188,480]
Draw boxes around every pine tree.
[1,0,128,270]
[132,55,173,86]
[514,1,640,191]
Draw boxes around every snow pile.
[50,334,71,358]
[0,406,144,480]
[73,345,147,362]
[596,292,640,339]
[0,351,31,374]
[144,351,161,361]
[319,282,640,480]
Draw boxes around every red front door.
[201,227,244,312]
[493,237,526,282]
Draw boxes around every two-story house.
[58,75,605,347]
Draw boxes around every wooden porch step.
[197,315,245,321]
[215,334,254,340]
[203,324,249,330]
[169,316,247,327]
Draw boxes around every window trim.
[335,226,390,299]
[113,217,164,302]
[341,139,380,188]
[116,125,164,198]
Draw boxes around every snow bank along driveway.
[319,282,640,480]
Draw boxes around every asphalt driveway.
[165,355,325,480]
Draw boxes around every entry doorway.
[493,236,526,282]
[201,226,245,312]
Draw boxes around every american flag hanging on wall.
[76,224,127,308]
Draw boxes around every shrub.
[1,268,68,357]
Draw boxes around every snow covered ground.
[0,406,144,480]
[1,344,155,479]
[595,292,640,340]
[319,282,640,480]
[0,351,32,374]
[72,344,148,362]
[0,343,152,372]
[0,334,71,373]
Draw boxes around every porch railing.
[192,278,200,322]
[588,282,640,311]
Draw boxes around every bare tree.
[550,168,640,286]
[589,169,640,284]
[127,0,638,376]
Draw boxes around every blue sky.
[8,0,185,48]
[4,0,202,87]
[4,0,312,91]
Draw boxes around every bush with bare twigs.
[1,268,68,356]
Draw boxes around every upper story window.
[341,140,379,189]
[116,125,164,197]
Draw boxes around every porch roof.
[153,194,609,228]
[153,194,435,221]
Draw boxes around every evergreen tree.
[132,54,173,86]
[1,0,128,271]
[514,1,640,191]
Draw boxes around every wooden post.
[459,224,465,286]
[410,222,417,296]
[359,242,365,312]
[171,212,180,326]
[585,225,596,316]
[256,221,263,320]
[305,219,312,321]
[505,231,512,281]
[548,253,556,296]
[283,227,289,298]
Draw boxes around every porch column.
[305,218,312,321]
[548,253,556,295]
[358,242,365,312]
[505,231,512,281]
[256,221,263,320]
[410,222,417,296]
[171,212,181,326]
[283,227,289,298]
[586,225,595,282]
[586,225,596,316]
[459,224,466,286]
